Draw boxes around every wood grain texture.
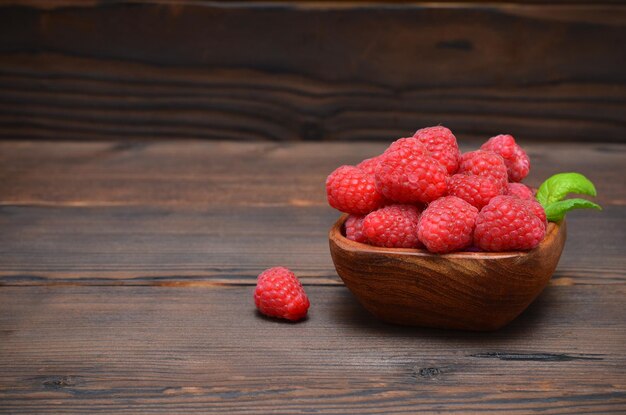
[1,141,624,207]
[0,204,622,286]
[8,1,626,8]
[0,139,624,413]
[0,2,625,142]
[0,141,623,285]
[330,217,566,330]
[0,285,625,414]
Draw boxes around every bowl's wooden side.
[329,216,566,331]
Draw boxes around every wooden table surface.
[1,139,625,414]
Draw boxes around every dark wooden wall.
[0,1,625,142]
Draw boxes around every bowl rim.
[330,214,562,259]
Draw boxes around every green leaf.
[544,198,602,222]
[536,172,597,208]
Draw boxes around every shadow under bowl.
[329,215,566,331]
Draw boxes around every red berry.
[417,196,479,254]
[385,137,430,156]
[522,198,547,225]
[458,150,509,189]
[345,215,367,243]
[503,184,545,224]
[326,165,386,215]
[254,267,310,321]
[363,205,423,248]
[474,196,546,251]
[356,155,383,176]
[506,182,534,200]
[375,146,448,204]
[481,134,530,182]
[413,126,460,174]
[447,174,503,209]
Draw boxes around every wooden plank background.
[1,2,625,413]
[1,284,625,413]
[1,140,624,285]
[0,1,625,142]
[1,140,625,413]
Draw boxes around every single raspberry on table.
[447,174,503,209]
[474,196,546,251]
[363,204,423,248]
[254,267,310,321]
[375,146,448,204]
[506,182,534,200]
[344,215,367,243]
[326,165,386,215]
[417,196,479,254]
[458,150,509,189]
[356,155,384,176]
[413,126,460,175]
[481,134,530,182]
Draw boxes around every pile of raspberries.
[326,126,547,253]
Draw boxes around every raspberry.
[522,198,547,225]
[505,183,545,225]
[344,215,367,243]
[385,137,430,156]
[375,146,448,203]
[506,182,534,200]
[417,196,479,254]
[502,185,545,224]
[474,196,546,251]
[363,205,423,248]
[447,174,503,209]
[254,267,310,321]
[458,150,508,188]
[326,165,385,215]
[413,126,460,174]
[356,155,383,176]
[481,134,530,182]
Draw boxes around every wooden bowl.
[329,215,566,331]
